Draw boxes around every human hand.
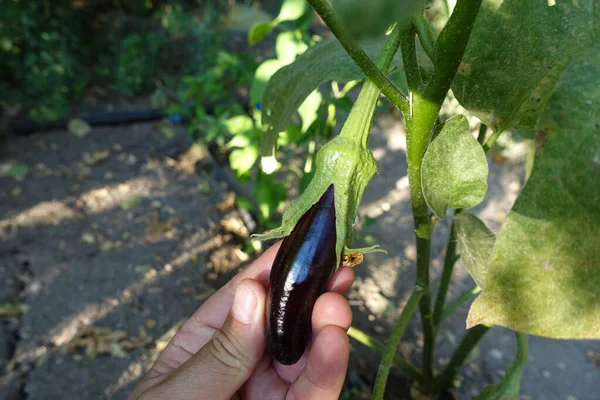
[130,241,355,400]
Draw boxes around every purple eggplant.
[266,185,338,365]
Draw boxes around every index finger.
[192,240,282,328]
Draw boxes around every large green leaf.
[452,0,595,139]
[260,37,405,157]
[421,115,488,219]
[454,212,495,289]
[467,45,600,339]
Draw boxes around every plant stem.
[401,0,483,388]
[432,218,457,332]
[477,123,488,144]
[435,324,491,390]
[306,0,409,114]
[440,285,481,322]
[347,326,423,382]
[372,289,424,400]
[416,236,435,384]
[482,127,504,152]
[423,0,483,106]
[338,26,402,148]
[400,24,424,91]
[414,15,436,62]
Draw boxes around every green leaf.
[332,0,425,38]
[255,174,287,221]
[276,0,308,22]
[453,0,595,138]
[275,31,307,64]
[248,21,274,46]
[297,90,322,133]
[250,59,287,107]
[230,147,259,178]
[467,45,600,339]
[260,37,405,157]
[7,162,30,179]
[224,115,254,136]
[421,115,488,219]
[454,212,495,289]
[120,196,142,211]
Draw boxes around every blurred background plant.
[0,0,355,248]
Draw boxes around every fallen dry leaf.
[62,326,152,360]
[220,215,250,238]
[82,150,110,166]
[586,349,600,368]
[216,192,236,212]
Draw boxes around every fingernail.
[232,284,257,324]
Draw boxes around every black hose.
[13,108,167,135]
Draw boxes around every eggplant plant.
[254,0,599,398]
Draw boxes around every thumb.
[152,279,267,400]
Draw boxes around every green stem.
[306,0,409,114]
[432,218,458,332]
[338,27,402,147]
[477,123,488,144]
[440,285,481,322]
[347,326,423,382]
[401,0,483,387]
[423,0,483,106]
[482,127,504,152]
[372,289,424,400]
[400,24,424,91]
[414,15,436,62]
[435,324,491,390]
[416,236,435,383]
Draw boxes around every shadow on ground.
[0,117,598,400]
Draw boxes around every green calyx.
[254,80,384,267]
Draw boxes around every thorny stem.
[306,0,410,114]
[435,324,491,391]
[372,290,424,400]
[347,326,423,382]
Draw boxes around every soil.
[0,118,598,400]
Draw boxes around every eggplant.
[267,185,338,365]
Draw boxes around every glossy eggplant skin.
[267,185,337,365]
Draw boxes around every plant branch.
[432,218,458,332]
[306,0,409,114]
[400,24,424,92]
[440,285,481,322]
[435,324,491,391]
[414,15,436,62]
[372,289,424,400]
[477,123,488,144]
[347,326,423,382]
[423,0,483,106]
[402,1,482,387]
[416,236,435,383]
[482,126,505,152]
